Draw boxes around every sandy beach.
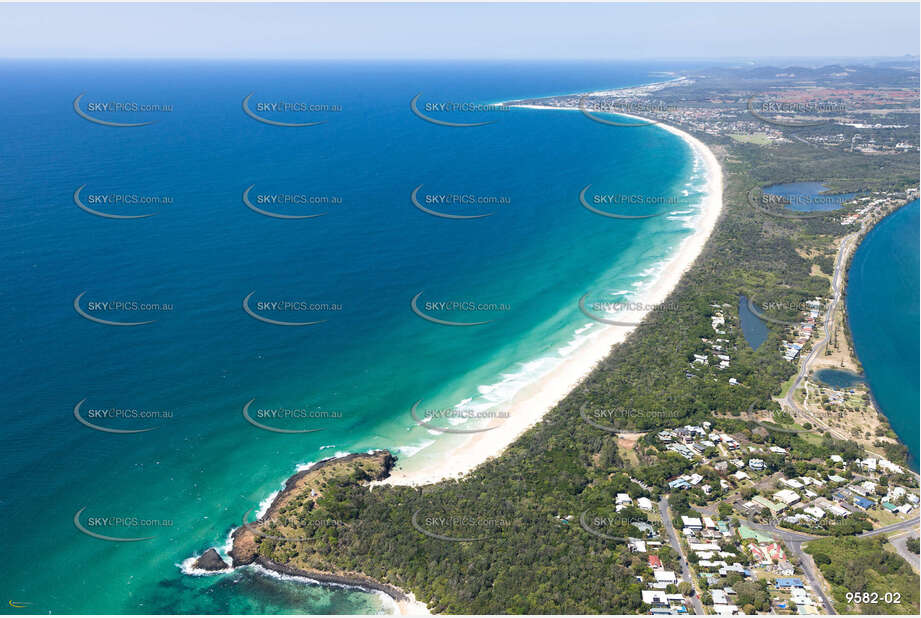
[383,107,724,487]
[219,103,725,617]
[394,592,431,616]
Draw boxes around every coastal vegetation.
[242,67,919,613]
[805,536,920,614]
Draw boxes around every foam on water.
[243,564,398,614]
[394,440,436,458]
[178,555,234,577]
[255,491,280,519]
[1,60,714,615]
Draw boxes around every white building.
[682,516,703,530]
[879,459,903,474]
[654,570,677,585]
[804,506,825,520]
[642,590,668,606]
[713,604,740,615]
[628,539,647,553]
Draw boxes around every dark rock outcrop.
[192,548,229,571]
[255,557,410,602]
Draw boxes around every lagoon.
[738,294,769,350]
[763,182,856,212]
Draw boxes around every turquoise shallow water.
[0,61,708,613]
[846,200,920,469]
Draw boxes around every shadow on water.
[738,294,768,351]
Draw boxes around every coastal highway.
[733,519,816,543]
[658,496,704,615]
[782,231,856,420]
[737,516,921,548]
[860,516,921,538]
[779,230,921,482]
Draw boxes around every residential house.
[773,489,800,506]
[774,577,804,590]
[653,570,677,586]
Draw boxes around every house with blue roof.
[775,577,804,589]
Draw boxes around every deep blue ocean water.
[0,60,711,613]
[846,200,920,469]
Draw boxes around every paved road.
[888,529,921,573]
[658,496,704,615]
[695,509,834,612]
[738,519,817,542]
[735,519,834,613]
[786,539,837,615]
[740,515,920,542]
[860,516,921,538]
[731,510,920,551]
[782,232,856,419]
[737,515,920,614]
[780,231,921,482]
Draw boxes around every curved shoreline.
[382,109,725,487]
[842,200,921,471]
[187,450,431,615]
[248,558,427,615]
[199,107,725,615]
